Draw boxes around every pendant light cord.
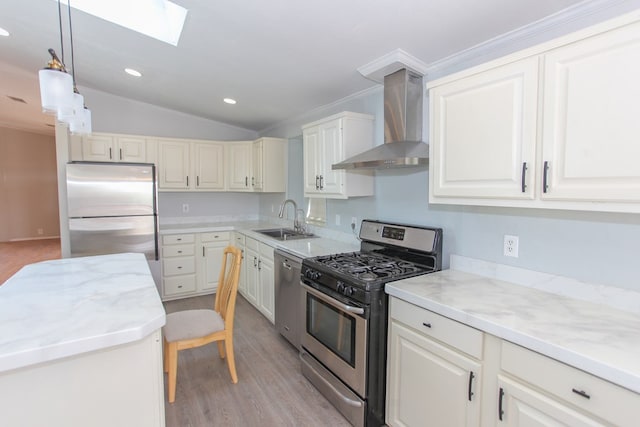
[68,0,76,88]
[57,0,64,65]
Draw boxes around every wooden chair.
[163,245,243,403]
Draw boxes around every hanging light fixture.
[39,0,92,134]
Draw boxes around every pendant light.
[38,0,92,134]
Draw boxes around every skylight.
[57,0,187,46]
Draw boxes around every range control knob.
[343,286,354,296]
[336,281,345,293]
[313,271,321,280]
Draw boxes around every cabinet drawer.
[163,257,196,276]
[163,275,196,296]
[162,244,194,258]
[501,341,640,426]
[232,233,245,246]
[200,231,230,243]
[162,234,195,245]
[389,297,483,359]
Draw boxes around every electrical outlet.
[504,235,519,258]
[37,228,43,235]
[182,203,189,213]
[335,214,341,226]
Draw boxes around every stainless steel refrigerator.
[66,162,158,260]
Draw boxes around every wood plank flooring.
[0,238,61,285]
[163,294,351,427]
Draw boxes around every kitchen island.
[0,253,166,427]
[385,255,640,426]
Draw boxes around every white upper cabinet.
[73,133,147,163]
[430,57,539,200]
[158,139,190,189]
[540,20,640,204]
[428,14,640,213]
[303,112,374,199]
[192,142,225,190]
[227,142,253,191]
[251,137,286,193]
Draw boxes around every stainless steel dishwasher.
[274,249,303,350]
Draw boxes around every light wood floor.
[0,238,61,285]
[163,294,351,427]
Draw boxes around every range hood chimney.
[332,68,429,170]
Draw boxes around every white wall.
[262,5,640,292]
[80,87,258,141]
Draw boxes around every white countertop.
[386,267,640,394]
[159,219,360,259]
[0,253,166,373]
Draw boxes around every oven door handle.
[301,283,365,315]
[299,351,363,408]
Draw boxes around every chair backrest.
[214,245,243,330]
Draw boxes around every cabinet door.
[430,57,539,201]
[252,140,263,191]
[231,232,247,294]
[244,244,259,307]
[317,119,344,196]
[193,143,225,190]
[200,243,225,292]
[258,243,274,323]
[117,137,146,163]
[227,143,252,191]
[497,376,606,427]
[303,126,322,195]
[82,134,115,162]
[387,320,481,427]
[158,140,190,189]
[541,21,640,202]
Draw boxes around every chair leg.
[217,340,226,359]
[225,337,238,383]
[167,342,179,403]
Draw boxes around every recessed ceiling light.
[0,27,9,37]
[125,68,142,77]
[55,0,187,46]
[223,98,237,105]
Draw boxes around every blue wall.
[263,5,640,291]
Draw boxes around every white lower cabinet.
[498,341,640,427]
[386,298,483,427]
[387,297,640,427]
[244,236,275,323]
[198,231,230,292]
[231,231,247,294]
[161,231,230,300]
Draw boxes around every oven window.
[306,293,356,367]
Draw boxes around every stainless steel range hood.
[332,68,428,170]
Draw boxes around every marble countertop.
[159,219,360,259]
[0,253,166,373]
[386,268,640,394]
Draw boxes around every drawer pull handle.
[521,162,527,193]
[177,266,182,269]
[543,160,549,193]
[468,371,475,401]
[572,388,590,399]
[422,322,432,328]
[177,250,182,254]
[177,285,182,289]
[177,238,182,241]
[498,387,505,421]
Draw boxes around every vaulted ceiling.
[0,0,588,134]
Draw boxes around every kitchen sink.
[255,228,317,241]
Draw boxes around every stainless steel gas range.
[300,220,443,426]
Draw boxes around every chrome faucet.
[278,199,304,232]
